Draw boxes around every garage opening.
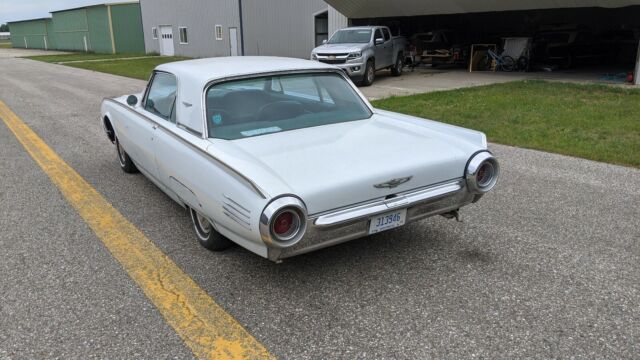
[350,6,640,81]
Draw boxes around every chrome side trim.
[223,195,251,214]
[314,180,463,228]
[223,195,251,230]
[223,208,251,230]
[103,98,267,199]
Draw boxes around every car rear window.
[205,72,372,140]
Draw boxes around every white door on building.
[229,27,239,56]
[159,26,175,56]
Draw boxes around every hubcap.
[116,140,126,165]
[196,213,212,235]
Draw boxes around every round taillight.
[259,197,308,249]
[270,209,301,241]
[273,211,294,235]
[465,152,500,194]
[476,162,495,187]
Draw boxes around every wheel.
[115,137,138,173]
[500,55,516,72]
[189,207,232,251]
[391,54,403,76]
[361,59,375,86]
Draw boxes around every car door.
[152,79,210,210]
[382,28,394,67]
[137,71,178,182]
[373,28,388,69]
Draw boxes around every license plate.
[368,209,407,235]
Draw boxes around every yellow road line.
[0,100,274,360]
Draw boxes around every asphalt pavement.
[0,56,638,359]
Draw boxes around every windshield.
[205,72,372,140]
[328,29,372,44]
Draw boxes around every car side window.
[144,72,177,121]
[374,29,383,43]
[382,28,391,42]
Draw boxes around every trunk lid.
[211,114,478,214]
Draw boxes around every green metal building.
[8,1,145,54]
[8,18,54,50]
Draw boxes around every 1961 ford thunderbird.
[100,57,499,262]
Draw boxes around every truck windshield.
[328,29,372,44]
[205,72,372,140]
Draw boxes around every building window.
[152,27,158,39]
[179,27,188,44]
[215,25,223,41]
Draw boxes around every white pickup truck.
[311,26,407,86]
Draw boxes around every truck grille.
[319,59,347,65]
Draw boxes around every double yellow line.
[0,100,274,360]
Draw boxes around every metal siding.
[52,9,91,51]
[8,20,49,49]
[241,0,328,58]
[45,19,57,49]
[325,0,640,18]
[87,7,113,53]
[111,3,146,53]
[139,0,241,57]
[328,5,349,36]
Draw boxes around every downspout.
[107,5,116,54]
[238,0,245,55]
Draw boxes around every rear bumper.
[267,179,477,261]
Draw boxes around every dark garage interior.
[350,6,640,76]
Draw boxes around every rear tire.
[361,59,375,86]
[115,137,138,174]
[501,55,516,72]
[189,207,232,251]
[391,54,403,76]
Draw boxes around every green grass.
[372,81,640,168]
[50,56,188,80]
[26,52,149,63]
[0,41,11,48]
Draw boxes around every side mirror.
[322,39,328,44]
[126,95,138,106]
[375,38,384,45]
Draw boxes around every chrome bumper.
[267,179,477,261]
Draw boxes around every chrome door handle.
[152,125,157,130]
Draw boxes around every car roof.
[155,56,336,87]
[155,57,342,135]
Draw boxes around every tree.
[0,24,8,32]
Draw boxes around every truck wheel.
[189,208,232,251]
[391,54,403,76]
[115,137,138,174]
[361,60,375,86]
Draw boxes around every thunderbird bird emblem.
[373,176,413,189]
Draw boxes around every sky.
[0,0,120,25]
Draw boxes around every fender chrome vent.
[223,195,251,230]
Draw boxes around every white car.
[101,57,499,262]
